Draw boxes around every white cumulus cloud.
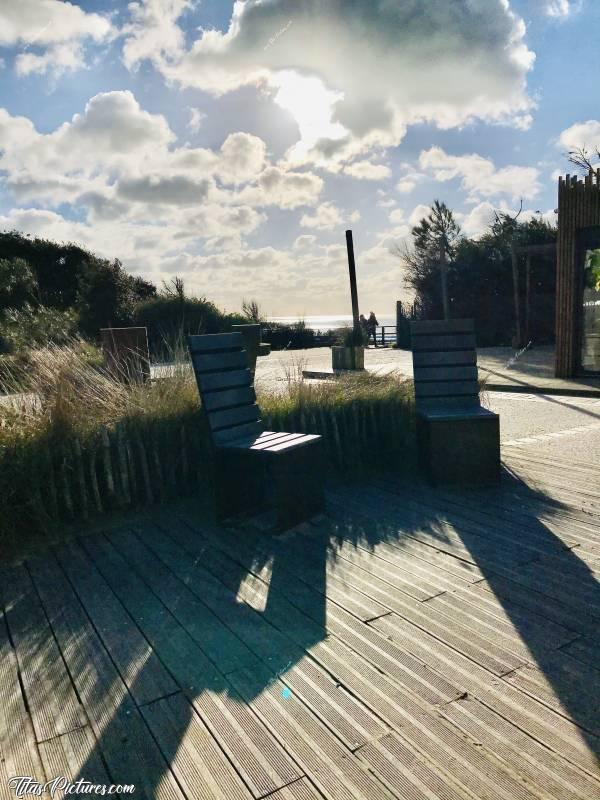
[300,202,359,231]
[534,0,580,18]
[419,146,541,201]
[122,0,535,170]
[557,120,600,151]
[1,0,113,76]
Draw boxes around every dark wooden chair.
[188,332,325,530]
[410,319,500,485]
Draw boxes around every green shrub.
[0,257,39,311]
[0,230,156,328]
[133,296,244,357]
[336,325,368,347]
[261,320,319,350]
[0,304,79,353]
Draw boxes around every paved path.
[252,344,600,397]
[252,345,600,465]
[1,451,599,798]
[484,391,600,465]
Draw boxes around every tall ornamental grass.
[0,342,415,559]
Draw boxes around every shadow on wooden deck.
[1,452,599,799]
[331,461,600,765]
[2,493,420,798]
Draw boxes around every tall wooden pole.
[439,244,449,320]
[511,245,522,348]
[346,230,360,329]
[525,254,531,344]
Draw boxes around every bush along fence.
[0,382,415,550]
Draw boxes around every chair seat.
[220,430,322,454]
[419,405,497,422]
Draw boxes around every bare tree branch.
[566,145,600,175]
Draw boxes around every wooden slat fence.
[555,170,600,377]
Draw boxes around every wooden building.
[555,170,600,377]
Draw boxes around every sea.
[268,315,396,332]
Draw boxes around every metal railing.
[260,325,398,348]
[369,326,397,346]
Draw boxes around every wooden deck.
[1,446,599,799]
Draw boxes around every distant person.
[359,314,368,336]
[367,311,379,346]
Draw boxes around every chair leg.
[418,416,500,486]
[214,449,267,520]
[264,440,326,531]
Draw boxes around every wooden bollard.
[101,327,150,383]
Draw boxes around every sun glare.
[271,70,347,157]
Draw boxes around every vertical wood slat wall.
[555,170,600,377]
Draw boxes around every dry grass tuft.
[0,341,416,559]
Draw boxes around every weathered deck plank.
[227,663,396,800]
[368,614,600,777]
[424,587,578,654]
[2,449,600,799]
[54,540,178,708]
[439,696,600,800]
[127,522,389,752]
[79,532,303,799]
[141,693,255,800]
[503,655,600,736]
[37,728,112,797]
[26,553,186,799]
[166,511,464,707]
[0,612,46,797]
[0,564,86,743]
[104,528,259,675]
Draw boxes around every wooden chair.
[410,319,500,485]
[188,332,325,530]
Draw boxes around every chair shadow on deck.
[4,461,599,797]
[7,491,417,798]
[330,461,600,768]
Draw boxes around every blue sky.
[0,0,599,316]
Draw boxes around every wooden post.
[345,230,360,330]
[439,245,450,320]
[555,171,599,376]
[511,245,522,348]
[101,327,150,383]
[525,254,531,344]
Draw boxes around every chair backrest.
[188,333,263,445]
[410,319,480,411]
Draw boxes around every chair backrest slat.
[197,369,252,393]
[192,351,248,373]
[417,396,480,411]
[410,319,480,412]
[208,404,260,432]
[203,386,256,412]
[213,421,264,446]
[189,333,244,352]
[415,380,479,399]
[412,350,476,367]
[412,333,476,352]
[409,319,474,335]
[413,365,477,382]
[188,333,264,444]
